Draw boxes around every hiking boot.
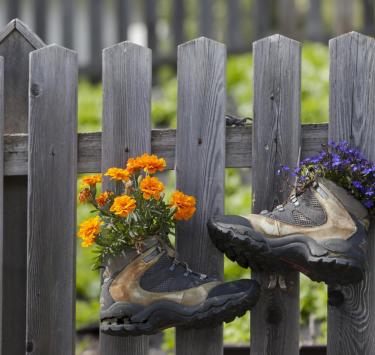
[208,179,369,285]
[100,237,260,336]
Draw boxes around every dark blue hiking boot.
[100,238,260,336]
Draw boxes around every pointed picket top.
[253,33,301,49]
[0,19,44,48]
[103,40,151,57]
[31,43,77,57]
[178,36,226,51]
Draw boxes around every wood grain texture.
[3,124,329,175]
[0,19,45,355]
[175,37,226,355]
[26,44,78,355]
[100,41,151,355]
[0,57,4,354]
[327,31,375,355]
[251,34,301,355]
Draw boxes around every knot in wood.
[30,83,41,96]
[328,289,345,307]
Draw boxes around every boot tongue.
[317,178,369,225]
[104,237,161,276]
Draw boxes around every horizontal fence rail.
[3,124,328,175]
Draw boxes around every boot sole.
[100,284,260,336]
[207,220,365,285]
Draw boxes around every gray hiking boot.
[100,237,260,336]
[208,179,369,285]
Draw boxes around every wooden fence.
[1,0,375,79]
[0,18,374,355]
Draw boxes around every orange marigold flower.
[105,167,130,181]
[77,216,102,247]
[110,195,136,217]
[78,188,91,203]
[82,174,102,186]
[138,154,166,174]
[96,191,113,207]
[140,176,164,200]
[126,157,144,174]
[170,191,196,221]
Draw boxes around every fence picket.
[175,37,226,355]
[100,41,152,355]
[251,34,301,355]
[327,31,375,355]
[0,19,44,355]
[26,44,78,355]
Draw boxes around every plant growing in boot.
[208,142,373,285]
[78,154,260,336]
[78,153,195,269]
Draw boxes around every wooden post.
[0,19,44,355]
[26,44,78,355]
[100,41,151,355]
[0,57,4,354]
[251,34,301,355]
[175,37,226,355]
[327,31,375,355]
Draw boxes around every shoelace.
[260,192,302,215]
[168,258,207,280]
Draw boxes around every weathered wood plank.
[0,57,4,354]
[26,44,78,355]
[175,37,226,355]
[251,34,301,355]
[3,124,329,175]
[100,41,151,355]
[0,19,44,355]
[327,31,375,355]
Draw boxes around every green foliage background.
[76,42,329,347]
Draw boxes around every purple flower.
[363,200,374,209]
[352,181,363,190]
